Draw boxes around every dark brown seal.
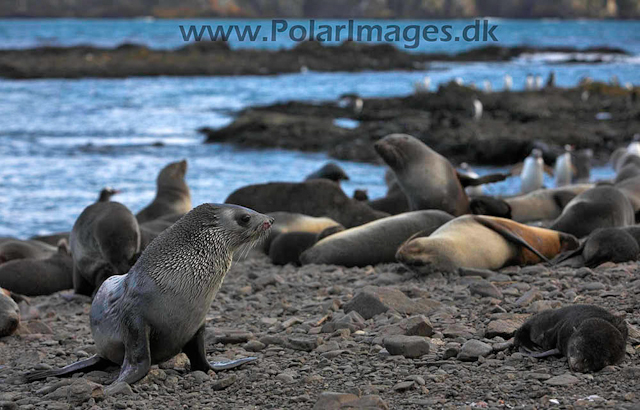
[136,160,191,224]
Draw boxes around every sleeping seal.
[0,239,73,296]
[514,305,628,372]
[300,210,454,267]
[70,201,141,297]
[25,204,273,387]
[0,239,57,264]
[396,215,578,275]
[374,134,469,216]
[136,160,191,224]
[550,185,635,238]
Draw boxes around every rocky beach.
[1,254,639,409]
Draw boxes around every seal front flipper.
[457,172,509,187]
[472,216,551,264]
[24,355,112,382]
[182,325,257,372]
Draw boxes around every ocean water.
[0,19,631,238]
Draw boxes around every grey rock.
[457,340,492,361]
[343,286,436,320]
[312,392,389,409]
[211,375,237,391]
[243,340,266,352]
[383,335,430,358]
[469,280,503,299]
[544,373,580,386]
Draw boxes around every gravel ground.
[1,254,639,409]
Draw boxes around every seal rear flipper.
[24,355,112,382]
[472,216,551,264]
[523,348,562,358]
[211,357,258,371]
[552,241,586,266]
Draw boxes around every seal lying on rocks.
[0,288,20,337]
[514,305,628,372]
[25,204,272,387]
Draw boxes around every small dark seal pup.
[514,305,628,373]
[137,160,192,224]
[305,162,349,183]
[0,288,20,337]
[26,204,273,387]
[555,227,640,268]
[70,202,141,297]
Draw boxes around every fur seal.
[374,134,469,216]
[514,305,627,372]
[263,212,344,253]
[225,180,388,228]
[70,202,141,297]
[0,288,20,337]
[615,175,640,218]
[0,240,73,296]
[304,162,349,183]
[550,185,635,238]
[396,215,578,275]
[25,204,273,386]
[470,184,594,223]
[31,187,121,246]
[269,232,319,266]
[572,148,592,183]
[555,226,640,268]
[300,210,454,267]
[136,160,191,224]
[139,219,174,251]
[0,239,57,264]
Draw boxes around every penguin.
[535,75,543,90]
[554,145,574,187]
[513,149,551,194]
[472,99,483,121]
[483,80,492,92]
[504,74,513,91]
[525,74,535,91]
[414,76,431,93]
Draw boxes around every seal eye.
[239,214,251,225]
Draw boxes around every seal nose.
[262,218,274,230]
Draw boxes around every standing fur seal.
[225,180,388,228]
[514,305,628,373]
[0,239,73,296]
[25,204,273,386]
[396,215,578,275]
[470,184,594,223]
[0,288,20,337]
[300,211,454,267]
[374,134,469,216]
[137,160,191,224]
[70,202,141,297]
[550,185,635,238]
[304,162,349,183]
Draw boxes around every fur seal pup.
[554,145,574,187]
[225,180,388,228]
[513,305,628,372]
[25,204,273,386]
[0,239,73,296]
[0,239,57,264]
[550,185,635,238]
[269,232,319,266]
[572,148,592,183]
[70,202,141,297]
[470,184,594,223]
[555,226,640,268]
[374,134,469,216]
[0,288,20,337]
[300,210,454,267]
[136,160,191,224]
[304,162,349,183]
[262,212,344,253]
[396,215,578,275]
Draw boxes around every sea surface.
[0,19,632,237]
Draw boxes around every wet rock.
[383,335,430,358]
[469,280,503,299]
[312,392,389,410]
[211,375,237,391]
[544,373,580,386]
[458,340,492,361]
[343,286,435,319]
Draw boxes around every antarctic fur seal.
[263,212,343,252]
[555,226,640,268]
[304,162,349,183]
[0,288,20,337]
[225,179,388,228]
[470,184,594,223]
[514,305,628,372]
[70,201,141,297]
[300,210,454,267]
[374,134,469,216]
[26,204,273,386]
[396,215,578,275]
[0,239,73,296]
[550,185,635,238]
[136,160,191,224]
[0,239,57,264]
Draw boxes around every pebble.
[469,280,503,299]
[457,340,492,361]
[211,375,237,391]
[544,373,580,386]
[383,335,430,358]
